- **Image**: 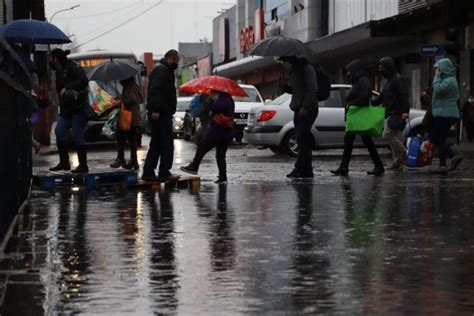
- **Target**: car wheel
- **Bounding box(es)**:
[281,130,298,157]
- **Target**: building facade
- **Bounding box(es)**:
[212,0,474,108]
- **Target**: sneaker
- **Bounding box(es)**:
[158,174,181,182]
[330,168,349,176]
[214,177,227,184]
[180,165,198,175]
[429,166,448,174]
[449,155,463,171]
[367,167,385,176]
[286,170,313,179]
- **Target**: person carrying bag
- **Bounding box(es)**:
[109,76,143,170]
[331,59,385,176]
[180,90,235,183]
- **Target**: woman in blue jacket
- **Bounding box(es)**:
[180,90,235,183]
[429,58,463,173]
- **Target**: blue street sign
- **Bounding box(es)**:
[420,44,446,56]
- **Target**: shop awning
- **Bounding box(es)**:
[213,56,277,78]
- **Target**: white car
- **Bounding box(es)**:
[233,84,265,142]
[174,97,193,138]
[244,84,426,156]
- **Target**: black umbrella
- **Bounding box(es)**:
[249,36,314,58]
[87,59,143,82]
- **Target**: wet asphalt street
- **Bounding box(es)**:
[2,137,474,315]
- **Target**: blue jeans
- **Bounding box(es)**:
[55,114,87,146]
[143,115,174,178]
[293,108,318,173]
[429,117,458,166]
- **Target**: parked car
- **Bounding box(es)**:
[183,84,265,142]
[174,97,193,138]
[244,84,427,157]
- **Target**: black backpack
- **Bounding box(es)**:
[312,64,331,101]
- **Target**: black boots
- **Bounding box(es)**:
[71,146,89,173]
[110,158,126,168]
[49,142,71,171]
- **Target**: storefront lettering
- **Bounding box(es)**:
[240,26,255,53]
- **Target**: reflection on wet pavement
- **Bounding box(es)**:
[17,170,471,314]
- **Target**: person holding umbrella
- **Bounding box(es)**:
[180,87,236,184]
[108,76,144,170]
[49,48,90,173]
[250,36,319,179]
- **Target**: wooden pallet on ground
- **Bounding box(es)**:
[33,169,138,190]
[130,176,201,192]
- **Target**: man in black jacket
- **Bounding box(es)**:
[49,48,90,173]
[142,49,181,182]
[372,57,410,170]
[280,56,319,179]
[331,59,384,176]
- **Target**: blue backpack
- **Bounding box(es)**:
[190,94,203,117]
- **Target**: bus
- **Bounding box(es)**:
[68,50,147,143]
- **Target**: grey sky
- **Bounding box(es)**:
[45,0,235,58]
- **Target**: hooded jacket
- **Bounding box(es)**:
[432,58,460,119]
[372,57,410,117]
[146,58,177,116]
[344,59,371,107]
[285,58,319,112]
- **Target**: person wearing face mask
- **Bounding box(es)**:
[279,55,319,179]
[331,59,384,176]
[142,49,181,182]
[180,90,235,183]
[49,48,89,173]
[372,57,410,171]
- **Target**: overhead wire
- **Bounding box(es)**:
[74,1,164,50]
[53,2,147,20]
[74,1,148,40]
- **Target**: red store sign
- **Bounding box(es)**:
[240,26,255,53]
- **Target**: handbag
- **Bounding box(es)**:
[387,114,407,131]
[212,113,235,128]
[345,105,385,136]
[118,103,132,131]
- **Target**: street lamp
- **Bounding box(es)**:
[49,4,80,23]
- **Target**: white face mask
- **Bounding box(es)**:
[468,98,474,103]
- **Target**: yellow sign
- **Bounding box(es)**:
[79,58,108,68]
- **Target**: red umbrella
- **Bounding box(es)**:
[180,75,247,97]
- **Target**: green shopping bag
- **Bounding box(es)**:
[345,105,385,136]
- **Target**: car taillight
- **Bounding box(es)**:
[257,110,276,122]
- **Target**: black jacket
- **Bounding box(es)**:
[56,61,89,116]
[146,59,177,116]
[372,57,410,117]
[284,59,318,112]
[345,59,371,107]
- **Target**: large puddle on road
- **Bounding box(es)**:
[28,176,474,314]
